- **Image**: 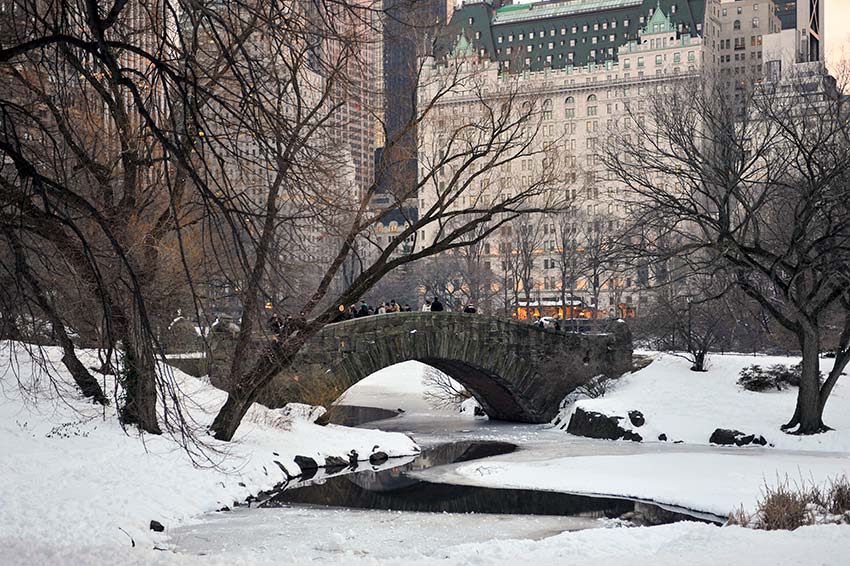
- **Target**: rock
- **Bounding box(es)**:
[628,410,645,427]
[324,456,348,473]
[369,451,389,465]
[294,455,319,480]
[566,407,643,442]
[473,406,486,417]
[149,520,165,532]
[657,433,667,441]
[709,428,768,447]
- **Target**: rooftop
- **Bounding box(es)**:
[492,0,644,24]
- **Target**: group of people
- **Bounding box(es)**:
[420,298,477,314]
[346,299,413,319]
[269,296,480,335]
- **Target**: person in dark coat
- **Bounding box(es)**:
[268,313,283,334]
[356,302,370,318]
[430,297,444,312]
[463,303,477,314]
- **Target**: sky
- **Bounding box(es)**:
[826,0,850,70]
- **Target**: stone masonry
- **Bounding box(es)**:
[256,312,632,423]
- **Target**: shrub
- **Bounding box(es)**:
[737,365,779,392]
[727,476,850,530]
[737,363,822,392]
[757,482,811,530]
[575,374,614,399]
[827,476,850,515]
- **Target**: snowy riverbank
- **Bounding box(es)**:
[0,342,418,560]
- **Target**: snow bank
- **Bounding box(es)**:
[7,515,850,565]
[454,451,850,517]
[559,353,850,452]
[0,342,418,557]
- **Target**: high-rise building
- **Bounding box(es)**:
[374,0,454,209]
[415,0,828,316]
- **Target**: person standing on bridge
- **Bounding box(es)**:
[356,302,370,318]
[463,303,477,314]
[421,300,431,312]
[430,297,444,312]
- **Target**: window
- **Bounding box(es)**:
[655,54,662,65]
[542,99,553,120]
[687,51,695,62]
[734,20,741,31]
[637,56,644,67]
[624,58,631,69]
[674,52,681,63]
[752,17,759,28]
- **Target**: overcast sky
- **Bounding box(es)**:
[826,0,850,70]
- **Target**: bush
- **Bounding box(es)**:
[737,363,822,392]
[757,482,811,530]
[827,476,850,515]
[725,475,850,530]
[737,365,779,392]
[575,374,614,399]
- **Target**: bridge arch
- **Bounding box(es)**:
[273,312,632,423]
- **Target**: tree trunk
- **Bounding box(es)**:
[210,338,303,440]
[788,325,826,434]
[118,333,162,434]
[4,228,109,405]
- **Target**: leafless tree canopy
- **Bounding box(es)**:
[603,67,850,434]
[1,0,564,443]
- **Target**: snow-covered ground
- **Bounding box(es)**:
[0,342,417,558]
[4,347,850,565]
[562,352,850,451]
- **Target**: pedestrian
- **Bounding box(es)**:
[357,301,370,318]
[348,304,357,319]
[421,300,431,312]
[391,300,401,313]
[377,303,387,314]
[430,297,444,312]
[463,303,477,314]
[268,313,283,334]
[403,303,412,312]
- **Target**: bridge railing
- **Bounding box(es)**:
[326,310,617,335]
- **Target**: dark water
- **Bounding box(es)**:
[265,441,666,521]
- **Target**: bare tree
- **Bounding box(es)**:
[1,1,565,445]
[603,68,850,434]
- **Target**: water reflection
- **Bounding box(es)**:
[267,441,633,518]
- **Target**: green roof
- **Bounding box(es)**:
[493,0,643,24]
[495,4,531,14]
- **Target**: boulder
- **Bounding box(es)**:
[324,456,348,473]
[628,410,645,427]
[294,455,319,480]
[369,451,389,465]
[709,428,768,447]
[566,407,643,442]
[149,520,165,532]
[657,433,668,442]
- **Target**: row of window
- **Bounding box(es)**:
[496,18,633,45]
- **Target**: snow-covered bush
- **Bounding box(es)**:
[575,374,615,399]
[737,363,822,392]
[736,365,782,391]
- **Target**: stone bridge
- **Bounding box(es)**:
[262,312,632,424]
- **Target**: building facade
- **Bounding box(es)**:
[416,0,824,317]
